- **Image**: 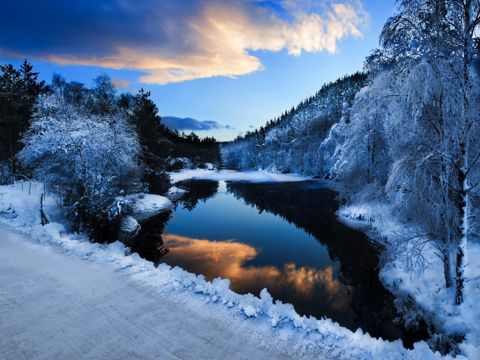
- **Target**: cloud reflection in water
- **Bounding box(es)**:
[163,234,351,310]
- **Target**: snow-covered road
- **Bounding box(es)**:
[0,226,292,360]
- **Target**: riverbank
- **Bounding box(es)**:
[168,168,309,183]
[0,180,451,359]
[338,201,480,358]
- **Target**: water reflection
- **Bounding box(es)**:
[179,180,218,211]
[163,233,351,311]
[131,212,171,266]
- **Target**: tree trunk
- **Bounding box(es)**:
[455,241,466,304]
[442,247,453,288]
[454,143,468,305]
[454,0,475,305]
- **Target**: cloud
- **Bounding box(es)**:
[0,0,368,85]
[162,116,233,131]
[111,79,130,88]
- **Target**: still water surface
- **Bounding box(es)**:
[132,179,428,346]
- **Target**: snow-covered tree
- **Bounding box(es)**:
[348,0,480,302]
[447,0,480,304]
[334,72,392,197]
[19,93,141,232]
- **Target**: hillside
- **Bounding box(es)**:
[221,72,367,176]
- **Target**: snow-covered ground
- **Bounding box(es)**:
[0,181,460,359]
[169,169,309,184]
[339,202,480,359]
[0,227,294,360]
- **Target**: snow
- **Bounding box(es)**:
[114,193,173,222]
[0,227,293,360]
[166,186,188,200]
[130,194,173,222]
[169,169,309,184]
[0,181,459,359]
[0,181,66,228]
[339,201,480,359]
[119,215,141,243]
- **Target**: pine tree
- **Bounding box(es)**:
[0,60,46,176]
[130,89,171,194]
[88,74,116,115]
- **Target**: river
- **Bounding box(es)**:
[131,179,428,347]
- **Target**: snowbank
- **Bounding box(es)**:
[130,194,172,222]
[113,193,173,223]
[169,169,309,184]
[0,181,66,228]
[166,186,188,201]
[108,193,173,243]
[0,181,457,359]
[339,202,480,359]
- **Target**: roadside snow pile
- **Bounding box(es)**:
[0,181,66,227]
[0,182,458,359]
[339,202,480,359]
[169,169,309,184]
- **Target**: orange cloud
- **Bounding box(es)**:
[34,1,368,85]
[111,79,130,88]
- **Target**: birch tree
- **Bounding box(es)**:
[448,0,480,304]
[370,0,480,302]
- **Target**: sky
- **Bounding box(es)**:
[0,0,396,141]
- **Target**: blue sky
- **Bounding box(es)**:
[0,0,396,140]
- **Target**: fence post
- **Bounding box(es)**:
[40,194,49,226]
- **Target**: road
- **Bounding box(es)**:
[0,226,295,360]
